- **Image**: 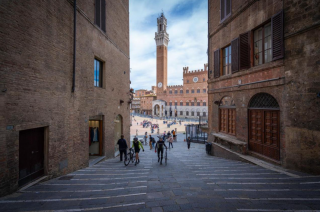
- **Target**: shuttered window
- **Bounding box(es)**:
[239,32,251,70]
[95,0,106,32]
[220,0,231,22]
[214,49,220,78]
[186,102,189,106]
[180,102,183,106]
[197,102,200,106]
[203,102,207,106]
[231,38,239,73]
[222,45,231,75]
[272,10,284,60]
[191,102,195,106]
[253,23,272,66]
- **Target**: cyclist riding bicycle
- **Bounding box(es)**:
[132,137,144,165]
[155,137,167,165]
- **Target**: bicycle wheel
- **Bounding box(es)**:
[124,153,131,166]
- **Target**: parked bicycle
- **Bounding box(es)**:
[124,148,136,166]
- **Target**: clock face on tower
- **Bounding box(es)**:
[193,77,198,82]
[158,82,163,88]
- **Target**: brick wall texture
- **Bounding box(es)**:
[208,0,320,174]
[0,0,130,197]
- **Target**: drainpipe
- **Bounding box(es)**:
[72,0,77,93]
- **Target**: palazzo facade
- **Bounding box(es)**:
[152,13,208,118]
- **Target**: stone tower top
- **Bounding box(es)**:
[155,13,169,47]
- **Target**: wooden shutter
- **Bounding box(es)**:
[272,10,284,60]
[101,0,106,32]
[239,32,250,70]
[220,0,225,21]
[231,38,239,73]
[214,49,220,78]
[95,0,101,27]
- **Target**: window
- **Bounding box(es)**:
[186,102,189,106]
[197,112,200,116]
[191,102,194,106]
[169,102,172,106]
[254,23,272,66]
[220,0,231,22]
[95,0,106,32]
[191,90,195,93]
[169,90,172,94]
[186,90,189,94]
[203,102,207,106]
[191,111,194,116]
[187,80,189,83]
[203,89,206,93]
[165,102,167,106]
[180,111,183,115]
[180,90,183,94]
[186,111,189,116]
[203,78,206,82]
[180,102,183,106]
[174,90,178,94]
[175,102,177,106]
[94,59,103,87]
[197,102,200,106]
[197,89,200,93]
[222,45,232,75]
[219,96,236,135]
[203,112,207,116]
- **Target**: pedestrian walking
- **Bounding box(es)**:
[117,135,128,161]
[136,129,138,136]
[155,137,167,165]
[144,132,148,145]
[187,136,191,149]
[149,135,153,150]
[168,135,173,149]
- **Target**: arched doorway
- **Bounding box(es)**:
[248,93,280,160]
[114,115,123,157]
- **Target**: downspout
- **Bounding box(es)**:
[207,0,210,79]
[72,0,77,93]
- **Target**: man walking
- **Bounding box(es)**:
[168,135,173,149]
[117,135,128,161]
[187,136,191,149]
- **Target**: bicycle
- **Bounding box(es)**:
[124,148,136,166]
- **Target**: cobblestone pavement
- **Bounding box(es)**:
[1,134,320,212]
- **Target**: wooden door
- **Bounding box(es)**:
[249,110,280,160]
[19,128,44,187]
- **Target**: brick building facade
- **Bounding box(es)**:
[141,94,157,115]
[131,97,141,114]
[0,0,130,196]
[152,13,208,118]
[207,0,320,174]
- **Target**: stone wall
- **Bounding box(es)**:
[283,0,320,174]
[0,0,130,196]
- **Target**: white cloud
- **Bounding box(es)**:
[130,0,208,91]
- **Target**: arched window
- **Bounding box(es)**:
[248,93,280,160]
[219,96,236,135]
[249,93,279,109]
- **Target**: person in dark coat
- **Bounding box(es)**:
[117,135,128,161]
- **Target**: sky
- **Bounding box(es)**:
[129,0,208,91]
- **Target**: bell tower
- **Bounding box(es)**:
[155,13,169,94]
